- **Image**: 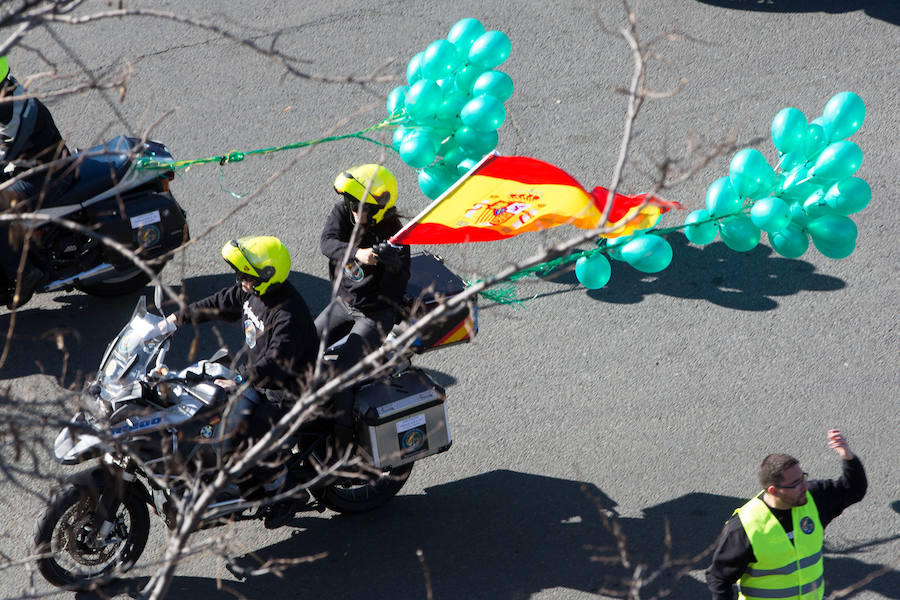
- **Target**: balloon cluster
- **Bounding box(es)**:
[574,92,870,290]
[386,18,514,199]
[685,91,868,260]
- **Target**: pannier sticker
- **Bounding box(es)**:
[396,413,428,456]
[130,210,161,229]
[396,413,426,434]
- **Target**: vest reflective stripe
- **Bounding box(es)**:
[736,493,824,600]
[739,575,824,599]
[746,551,822,577]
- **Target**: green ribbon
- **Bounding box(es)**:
[135,116,404,173]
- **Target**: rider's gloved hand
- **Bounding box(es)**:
[373,242,402,272]
[155,314,177,336]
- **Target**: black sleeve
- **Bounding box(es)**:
[706,515,754,600]
[808,456,867,528]
[177,285,245,324]
[320,203,352,264]
[246,313,299,390]
[379,243,411,306]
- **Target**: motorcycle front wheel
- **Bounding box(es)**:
[314,462,414,514]
[33,483,150,589]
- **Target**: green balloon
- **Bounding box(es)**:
[788,200,813,228]
[392,126,411,152]
[472,70,514,102]
[454,65,484,95]
[822,91,865,142]
[809,140,863,181]
[802,189,836,220]
[418,163,460,199]
[771,107,808,154]
[454,126,498,155]
[575,254,612,289]
[768,224,809,258]
[405,79,443,122]
[620,235,673,273]
[824,177,871,215]
[805,214,857,259]
[705,176,742,218]
[750,196,791,233]
[718,215,761,252]
[399,129,440,168]
[406,52,425,85]
[684,209,718,245]
[468,31,512,69]
[729,148,776,199]
[777,151,806,173]
[435,91,469,126]
[447,18,485,53]
[804,123,827,159]
[813,238,856,259]
[386,86,408,117]
[421,39,463,81]
[777,165,820,203]
[457,158,479,175]
[460,94,506,131]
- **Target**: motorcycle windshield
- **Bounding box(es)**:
[97,297,168,400]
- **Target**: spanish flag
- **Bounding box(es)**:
[391,154,680,245]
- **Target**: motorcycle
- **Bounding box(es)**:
[33,252,475,589]
[1,136,188,308]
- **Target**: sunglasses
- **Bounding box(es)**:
[776,472,809,489]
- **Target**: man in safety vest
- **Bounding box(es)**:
[706,429,866,600]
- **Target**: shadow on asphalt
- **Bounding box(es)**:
[83,472,736,599]
[540,235,845,311]
[76,470,899,599]
[694,0,900,26]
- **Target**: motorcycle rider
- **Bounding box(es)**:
[316,163,411,367]
[1,55,73,309]
[164,235,319,526]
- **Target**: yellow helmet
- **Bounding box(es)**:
[221,236,291,296]
[333,164,398,224]
[0,56,9,82]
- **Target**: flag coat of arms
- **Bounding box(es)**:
[391,153,679,245]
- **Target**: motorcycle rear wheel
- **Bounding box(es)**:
[33,483,150,589]
[314,462,414,514]
[75,264,160,298]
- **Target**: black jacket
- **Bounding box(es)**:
[320,201,410,312]
[177,281,319,395]
[705,456,867,599]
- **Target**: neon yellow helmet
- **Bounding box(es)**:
[0,56,9,82]
[333,164,398,224]
[221,236,291,296]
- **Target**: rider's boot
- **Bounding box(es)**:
[263,468,311,529]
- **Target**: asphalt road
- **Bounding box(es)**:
[1,1,898,599]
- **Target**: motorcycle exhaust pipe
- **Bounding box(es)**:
[44,263,115,291]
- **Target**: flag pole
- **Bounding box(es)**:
[390,151,499,244]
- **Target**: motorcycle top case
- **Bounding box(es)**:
[403,251,477,353]
[354,368,451,469]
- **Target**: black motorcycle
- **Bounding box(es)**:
[33,253,475,589]
[1,136,188,307]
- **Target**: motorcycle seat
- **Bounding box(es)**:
[53,136,135,206]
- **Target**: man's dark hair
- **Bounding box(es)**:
[758,453,799,488]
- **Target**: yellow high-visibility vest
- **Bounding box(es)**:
[736,492,824,600]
